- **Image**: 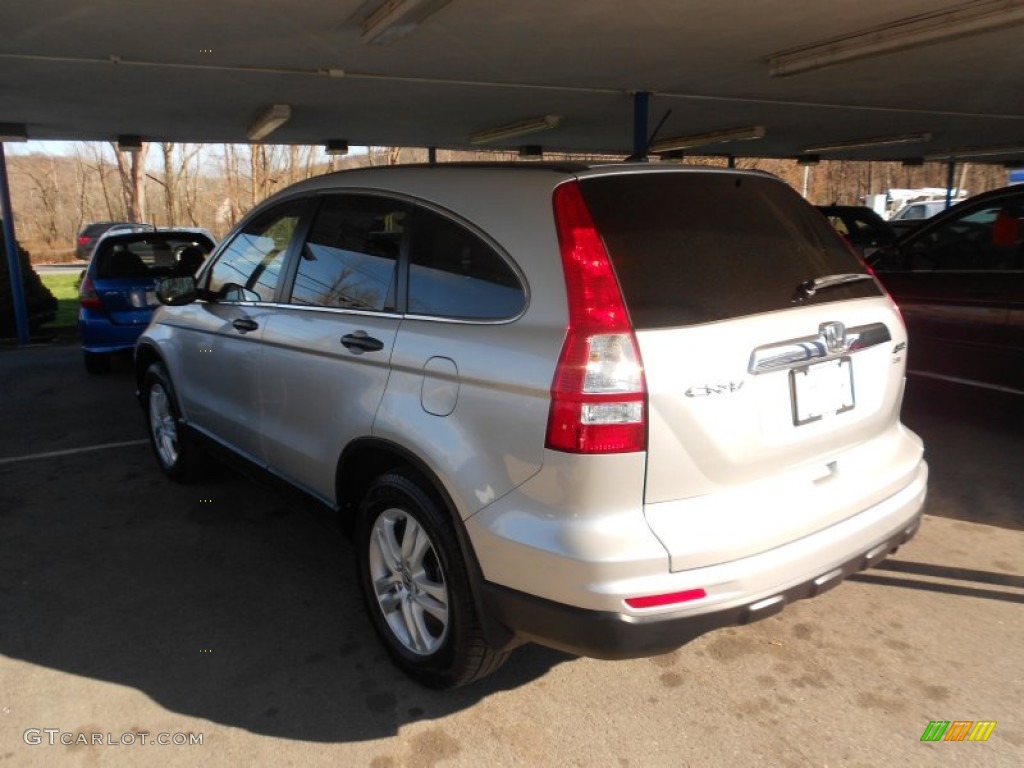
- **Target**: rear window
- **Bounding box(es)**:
[580,173,881,328]
[93,236,214,279]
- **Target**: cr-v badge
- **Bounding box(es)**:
[685,381,744,397]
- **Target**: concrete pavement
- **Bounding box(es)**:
[1,343,1021,767]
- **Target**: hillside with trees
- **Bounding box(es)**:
[4,142,1012,263]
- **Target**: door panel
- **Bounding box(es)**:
[258,310,400,500]
[256,193,407,501]
[168,301,272,461]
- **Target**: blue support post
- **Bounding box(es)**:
[945,161,956,209]
[633,91,650,159]
[0,143,30,345]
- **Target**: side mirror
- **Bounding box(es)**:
[156,276,198,306]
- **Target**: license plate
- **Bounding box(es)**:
[130,289,159,308]
[790,358,854,425]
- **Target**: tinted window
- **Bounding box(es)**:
[93,235,214,279]
[407,207,525,319]
[580,173,880,328]
[902,198,1023,271]
[290,196,404,311]
[207,200,305,301]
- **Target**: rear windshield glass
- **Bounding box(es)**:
[580,173,881,328]
[93,236,214,280]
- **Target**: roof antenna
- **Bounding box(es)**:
[625,109,672,162]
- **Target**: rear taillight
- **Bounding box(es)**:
[78,275,103,310]
[545,181,647,454]
[77,235,89,247]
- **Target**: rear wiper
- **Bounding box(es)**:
[794,273,873,301]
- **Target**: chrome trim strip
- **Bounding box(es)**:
[748,322,891,374]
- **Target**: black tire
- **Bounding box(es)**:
[142,362,200,482]
[83,351,111,375]
[356,470,509,688]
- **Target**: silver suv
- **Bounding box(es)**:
[136,163,927,688]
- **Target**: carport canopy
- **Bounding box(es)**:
[3,1,1024,342]
[2,0,1023,162]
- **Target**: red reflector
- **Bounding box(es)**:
[625,588,707,609]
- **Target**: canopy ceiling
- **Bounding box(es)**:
[1,0,1023,163]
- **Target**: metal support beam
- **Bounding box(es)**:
[428,146,437,165]
[0,143,30,345]
[632,91,650,159]
[727,155,736,168]
[945,161,956,208]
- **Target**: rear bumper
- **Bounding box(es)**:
[79,314,146,354]
[483,511,922,659]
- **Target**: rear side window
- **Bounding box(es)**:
[580,173,880,328]
[290,195,405,311]
[407,207,525,320]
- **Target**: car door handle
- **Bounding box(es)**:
[232,318,259,333]
[341,331,385,353]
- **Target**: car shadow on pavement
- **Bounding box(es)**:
[900,376,1024,532]
[0,406,571,744]
[0,456,573,741]
[850,565,1024,605]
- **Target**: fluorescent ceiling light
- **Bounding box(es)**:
[650,125,765,154]
[803,133,931,153]
[769,1,1024,76]
[469,115,561,145]
[247,104,291,142]
[362,0,453,45]
[0,123,27,142]
[117,135,143,153]
[325,140,350,156]
[926,143,1024,160]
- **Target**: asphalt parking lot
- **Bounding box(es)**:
[1,342,1021,767]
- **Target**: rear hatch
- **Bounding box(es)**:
[579,170,916,570]
[87,237,206,325]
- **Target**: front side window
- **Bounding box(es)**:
[289,195,405,311]
[206,200,306,301]
[407,207,525,319]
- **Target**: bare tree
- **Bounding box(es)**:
[223,143,243,228]
[161,142,177,226]
[18,157,61,243]
[112,141,149,222]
